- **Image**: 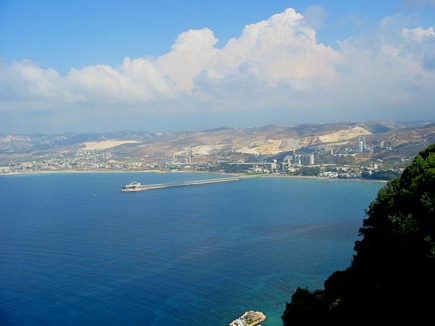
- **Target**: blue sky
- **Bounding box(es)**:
[1,0,435,133]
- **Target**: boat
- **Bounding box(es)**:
[121,181,142,192]
[229,311,266,326]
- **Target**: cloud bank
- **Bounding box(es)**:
[1,8,435,133]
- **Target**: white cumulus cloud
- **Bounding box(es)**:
[402,27,435,42]
[0,7,434,132]
[206,8,338,84]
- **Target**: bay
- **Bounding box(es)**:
[0,172,384,325]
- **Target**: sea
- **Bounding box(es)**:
[0,172,384,325]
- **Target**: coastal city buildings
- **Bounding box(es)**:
[0,144,407,181]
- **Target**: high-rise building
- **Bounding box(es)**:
[359,137,365,153]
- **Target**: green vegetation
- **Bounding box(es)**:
[282,144,435,324]
[294,166,321,176]
[360,169,402,180]
[207,163,250,173]
[281,288,327,323]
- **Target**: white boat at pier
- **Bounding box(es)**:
[121,181,143,192]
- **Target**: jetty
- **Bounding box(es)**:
[121,176,257,192]
[229,311,266,326]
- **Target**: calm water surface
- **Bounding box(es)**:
[0,173,384,325]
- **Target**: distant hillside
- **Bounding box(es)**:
[0,120,434,162]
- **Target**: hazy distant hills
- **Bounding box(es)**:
[1,120,435,162]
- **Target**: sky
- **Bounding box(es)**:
[1,0,435,134]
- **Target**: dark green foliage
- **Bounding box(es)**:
[296,166,321,176]
[207,163,248,173]
[360,170,402,180]
[281,288,327,325]
[282,144,435,324]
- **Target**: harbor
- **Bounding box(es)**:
[121,175,257,192]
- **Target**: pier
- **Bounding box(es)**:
[121,176,256,192]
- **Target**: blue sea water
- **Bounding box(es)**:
[0,172,384,325]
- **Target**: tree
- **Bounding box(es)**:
[281,288,327,325]
[283,144,435,324]
[296,166,321,176]
[360,170,401,180]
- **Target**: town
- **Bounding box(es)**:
[0,139,409,181]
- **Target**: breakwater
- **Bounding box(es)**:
[122,176,257,192]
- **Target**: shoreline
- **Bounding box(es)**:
[0,169,388,183]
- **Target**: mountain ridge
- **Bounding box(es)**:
[1,120,434,162]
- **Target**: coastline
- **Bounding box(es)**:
[0,169,388,183]
[266,173,388,183]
